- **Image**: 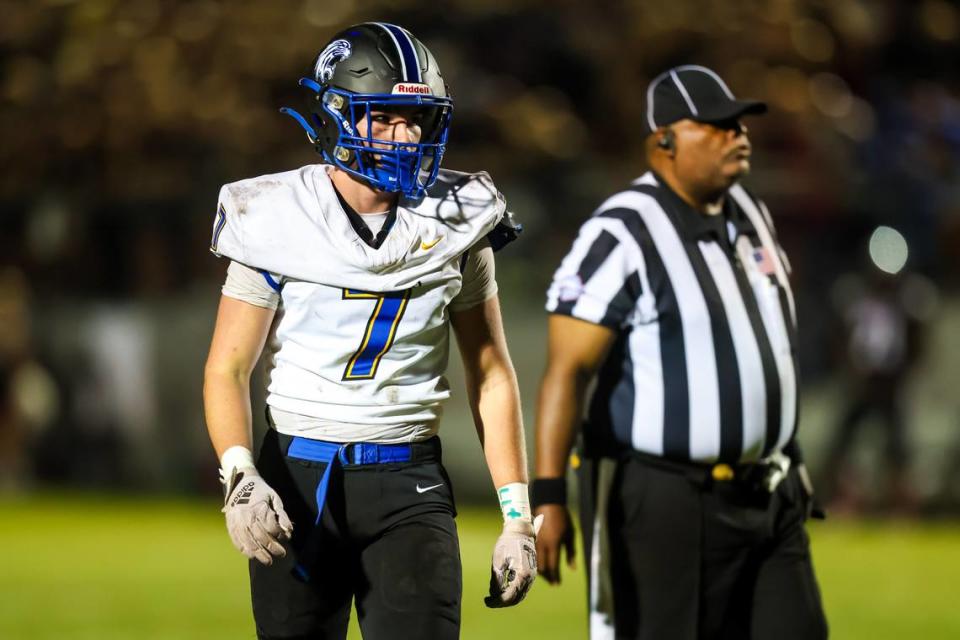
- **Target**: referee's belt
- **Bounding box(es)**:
[626,449,791,493]
[284,435,442,582]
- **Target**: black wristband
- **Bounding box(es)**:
[532,477,567,509]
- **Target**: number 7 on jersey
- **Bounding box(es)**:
[341,289,411,380]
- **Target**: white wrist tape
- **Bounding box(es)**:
[497,482,532,524]
[220,445,256,481]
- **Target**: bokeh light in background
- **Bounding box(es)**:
[869,225,909,275]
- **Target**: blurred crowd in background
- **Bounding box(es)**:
[2,0,960,515]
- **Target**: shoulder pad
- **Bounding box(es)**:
[487,209,523,252]
[421,169,505,221]
[218,168,305,214]
[211,167,314,261]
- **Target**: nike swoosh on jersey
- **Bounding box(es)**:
[420,237,443,251]
[416,482,444,494]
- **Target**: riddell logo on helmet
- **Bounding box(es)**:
[393,83,431,95]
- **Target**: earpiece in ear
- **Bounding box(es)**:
[657,129,675,151]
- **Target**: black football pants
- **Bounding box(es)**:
[250,429,462,639]
[580,455,828,640]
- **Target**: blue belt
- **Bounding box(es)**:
[285,437,413,582]
[286,437,413,526]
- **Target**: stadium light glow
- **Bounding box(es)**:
[868,225,909,275]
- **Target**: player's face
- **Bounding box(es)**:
[673,118,752,190]
[356,107,425,150]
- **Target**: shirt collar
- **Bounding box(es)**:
[648,171,758,243]
[332,186,398,250]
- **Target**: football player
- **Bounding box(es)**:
[203,22,539,639]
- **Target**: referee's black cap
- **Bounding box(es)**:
[645,65,767,132]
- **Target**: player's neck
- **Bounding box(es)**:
[329,168,397,214]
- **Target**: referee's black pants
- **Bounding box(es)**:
[249,429,462,640]
[580,455,828,640]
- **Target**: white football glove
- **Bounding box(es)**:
[222,467,294,566]
[484,514,544,608]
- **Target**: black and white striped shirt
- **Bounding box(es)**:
[546,172,798,464]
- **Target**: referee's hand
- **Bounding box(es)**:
[534,504,576,584]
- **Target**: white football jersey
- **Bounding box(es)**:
[211,164,507,443]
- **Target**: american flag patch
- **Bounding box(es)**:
[752,246,776,275]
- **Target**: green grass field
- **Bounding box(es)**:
[1,494,958,639]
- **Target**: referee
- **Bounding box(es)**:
[532,65,828,639]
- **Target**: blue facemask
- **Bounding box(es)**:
[282,79,453,200]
